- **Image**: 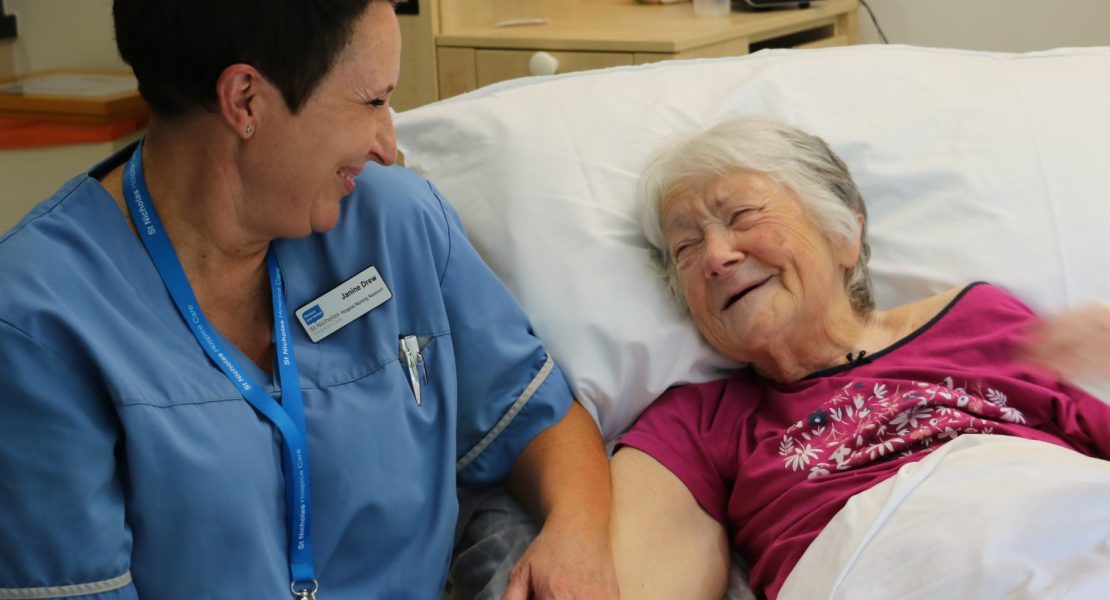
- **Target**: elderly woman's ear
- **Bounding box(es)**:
[836,233,862,270]
[835,214,867,270]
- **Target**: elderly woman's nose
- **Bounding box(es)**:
[702,229,742,277]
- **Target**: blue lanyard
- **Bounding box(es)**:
[123,141,318,598]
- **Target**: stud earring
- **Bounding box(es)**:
[244,124,254,136]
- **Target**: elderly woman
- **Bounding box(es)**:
[610,116,1110,599]
[0,1,616,598]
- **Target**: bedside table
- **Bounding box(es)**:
[392,0,859,109]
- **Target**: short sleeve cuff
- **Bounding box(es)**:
[456,356,574,488]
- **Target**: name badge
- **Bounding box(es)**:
[295,266,391,342]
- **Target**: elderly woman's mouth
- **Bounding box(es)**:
[722,276,773,311]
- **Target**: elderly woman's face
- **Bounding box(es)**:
[661,170,854,361]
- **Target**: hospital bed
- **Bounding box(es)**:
[395,45,1110,598]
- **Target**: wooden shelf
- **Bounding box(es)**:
[0,69,148,122]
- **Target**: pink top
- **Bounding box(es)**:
[618,283,1110,599]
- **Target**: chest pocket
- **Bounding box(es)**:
[398,334,434,405]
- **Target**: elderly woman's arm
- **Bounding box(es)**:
[1018,302,1110,383]
[611,448,730,600]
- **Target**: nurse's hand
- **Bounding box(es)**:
[502,514,619,599]
[1018,302,1110,383]
[502,401,619,599]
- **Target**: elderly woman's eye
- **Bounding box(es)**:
[729,208,755,226]
[672,243,692,261]
[367,98,386,108]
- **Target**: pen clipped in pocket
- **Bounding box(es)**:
[398,335,430,405]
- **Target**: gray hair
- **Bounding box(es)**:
[637,116,875,313]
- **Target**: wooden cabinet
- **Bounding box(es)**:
[392,0,859,110]
[443,47,637,95]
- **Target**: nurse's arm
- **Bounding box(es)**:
[0,322,136,597]
[502,400,619,599]
[610,447,731,600]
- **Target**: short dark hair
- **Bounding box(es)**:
[113,0,382,117]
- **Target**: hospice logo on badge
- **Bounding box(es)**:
[302,305,325,325]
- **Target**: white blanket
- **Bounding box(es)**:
[779,435,1110,599]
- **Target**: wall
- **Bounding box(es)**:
[0,38,14,79]
[3,0,126,75]
[856,0,1110,51]
[1,0,131,231]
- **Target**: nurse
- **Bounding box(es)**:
[0,1,616,598]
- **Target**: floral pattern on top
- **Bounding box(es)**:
[779,377,1027,480]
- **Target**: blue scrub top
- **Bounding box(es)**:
[0,145,573,599]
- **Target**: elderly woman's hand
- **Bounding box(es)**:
[1018,302,1110,384]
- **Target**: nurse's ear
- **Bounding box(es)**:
[216,63,277,140]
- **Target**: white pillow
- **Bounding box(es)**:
[395,45,1110,441]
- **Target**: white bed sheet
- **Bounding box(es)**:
[780,435,1110,599]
